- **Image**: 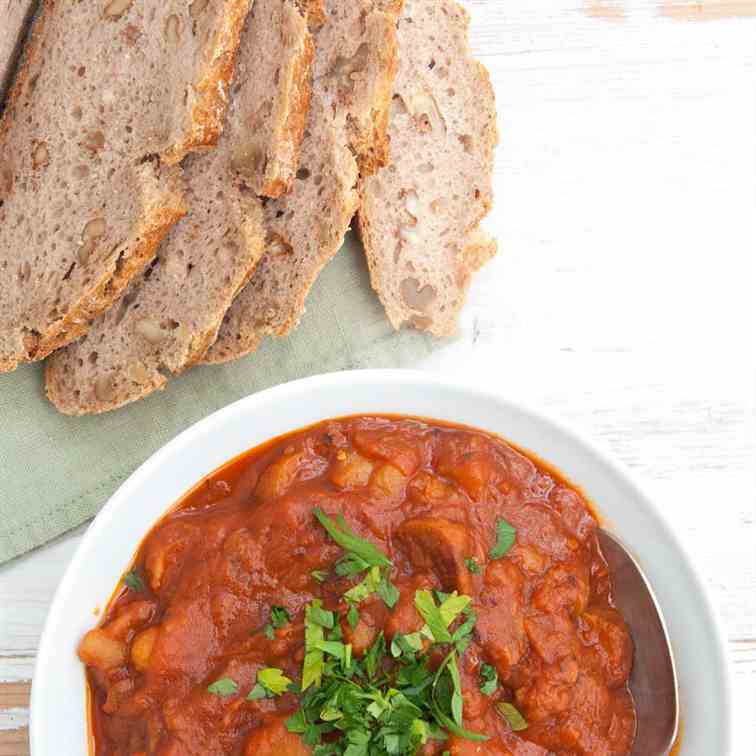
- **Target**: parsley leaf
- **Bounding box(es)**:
[391,632,423,661]
[415,591,470,644]
[302,600,327,691]
[345,565,382,604]
[376,574,400,609]
[263,605,291,639]
[438,593,471,627]
[309,604,335,629]
[311,569,328,584]
[246,683,268,701]
[207,677,238,697]
[335,552,371,577]
[364,632,386,680]
[314,639,353,670]
[313,507,392,569]
[123,571,145,592]
[452,605,477,654]
[415,591,452,643]
[490,518,516,559]
[257,667,294,695]
[479,664,498,696]
[464,557,481,574]
[498,702,528,731]
[348,605,360,630]
[431,650,487,742]
[285,709,307,733]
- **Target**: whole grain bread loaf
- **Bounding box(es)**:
[0,0,37,102]
[46,0,313,414]
[203,0,401,363]
[357,0,498,337]
[0,0,253,373]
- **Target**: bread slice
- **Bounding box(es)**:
[357,0,498,337]
[203,0,401,364]
[229,0,313,197]
[0,0,253,373]
[45,0,313,415]
[0,0,37,102]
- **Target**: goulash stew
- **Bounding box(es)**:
[80,416,636,755]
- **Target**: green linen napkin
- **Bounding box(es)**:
[0,234,436,564]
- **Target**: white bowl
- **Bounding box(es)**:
[30,369,734,755]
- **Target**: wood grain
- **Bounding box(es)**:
[0,0,754,753]
[0,681,29,710]
[585,0,627,21]
[0,728,29,756]
[659,0,756,20]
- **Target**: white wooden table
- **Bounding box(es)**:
[1,1,754,753]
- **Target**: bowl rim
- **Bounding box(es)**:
[29,368,735,754]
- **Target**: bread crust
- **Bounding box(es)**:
[256,8,314,197]
[162,0,254,165]
[36,168,187,363]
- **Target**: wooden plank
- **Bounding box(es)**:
[0,727,29,756]
[0,682,29,711]
[659,0,756,21]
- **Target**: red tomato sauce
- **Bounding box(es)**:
[80,416,636,755]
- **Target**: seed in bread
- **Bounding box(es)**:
[203,0,401,364]
[0,0,253,373]
[45,0,313,414]
[357,0,498,337]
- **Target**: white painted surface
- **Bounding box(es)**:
[1,0,755,752]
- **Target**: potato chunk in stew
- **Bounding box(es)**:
[81,416,636,756]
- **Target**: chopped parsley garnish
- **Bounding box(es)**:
[364,632,386,679]
[285,577,485,754]
[309,603,335,629]
[344,565,382,604]
[414,590,470,644]
[313,507,391,569]
[498,702,528,731]
[247,667,294,700]
[479,663,498,696]
[311,569,328,584]
[465,557,481,574]
[376,574,401,609]
[490,518,516,559]
[209,509,499,752]
[123,571,145,592]
[302,600,328,691]
[264,605,291,639]
[314,507,400,610]
[347,605,360,630]
[207,677,238,697]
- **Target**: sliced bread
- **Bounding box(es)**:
[229,0,313,197]
[0,0,253,373]
[203,0,401,364]
[357,0,498,337]
[0,0,37,102]
[45,0,313,415]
